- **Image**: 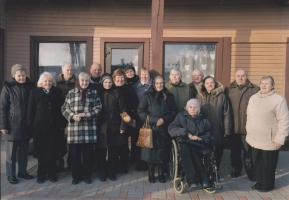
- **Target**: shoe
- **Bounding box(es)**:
[257,187,273,192]
[84,178,92,184]
[17,172,33,179]
[188,179,198,189]
[108,174,116,181]
[148,163,155,183]
[72,179,80,185]
[120,168,128,174]
[230,169,241,178]
[8,176,18,184]
[99,174,106,182]
[49,176,57,183]
[252,182,262,190]
[202,180,210,188]
[37,179,44,184]
[248,174,256,181]
[158,165,165,183]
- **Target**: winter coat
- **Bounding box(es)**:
[27,87,66,160]
[246,90,289,150]
[133,78,153,101]
[55,74,77,98]
[62,88,102,144]
[196,82,232,144]
[165,80,192,113]
[0,78,34,141]
[137,86,178,163]
[188,82,198,98]
[126,75,139,86]
[224,80,259,135]
[97,86,127,148]
[168,111,212,154]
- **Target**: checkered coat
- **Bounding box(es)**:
[61,88,102,144]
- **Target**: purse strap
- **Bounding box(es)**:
[143,115,151,129]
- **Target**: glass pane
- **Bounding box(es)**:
[164,43,216,84]
[111,49,138,75]
[38,43,86,78]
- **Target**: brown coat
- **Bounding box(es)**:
[224,80,259,135]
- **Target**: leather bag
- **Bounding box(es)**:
[136,116,153,148]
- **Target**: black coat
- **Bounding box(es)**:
[27,86,66,160]
[137,86,177,163]
[0,78,34,141]
[168,111,212,154]
[97,86,127,148]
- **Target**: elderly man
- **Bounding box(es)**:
[90,63,102,87]
[165,68,192,112]
[188,69,204,98]
[55,62,77,171]
[224,69,259,180]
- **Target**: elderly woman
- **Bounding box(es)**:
[165,68,192,113]
[246,76,289,192]
[196,76,232,171]
[138,76,177,183]
[27,72,65,184]
[0,64,34,184]
[97,73,127,182]
[62,72,102,185]
[168,99,211,189]
[113,69,138,174]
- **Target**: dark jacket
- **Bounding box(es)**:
[196,82,232,144]
[55,74,77,98]
[168,111,212,154]
[126,75,139,86]
[137,86,178,163]
[27,86,66,160]
[97,86,127,148]
[0,78,34,141]
[224,80,259,135]
[188,82,198,98]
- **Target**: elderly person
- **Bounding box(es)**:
[124,66,139,86]
[90,62,102,87]
[62,72,102,185]
[188,69,204,98]
[27,72,65,184]
[168,99,211,189]
[196,76,232,171]
[97,73,127,182]
[0,64,34,184]
[225,69,259,180]
[138,76,177,183]
[113,69,138,174]
[56,62,77,171]
[165,68,192,113]
[246,76,289,192]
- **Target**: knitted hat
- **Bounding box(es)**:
[101,73,112,84]
[186,99,200,111]
[11,64,26,78]
[124,65,136,73]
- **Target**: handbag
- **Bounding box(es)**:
[136,116,153,148]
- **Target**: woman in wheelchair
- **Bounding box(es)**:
[168,99,212,189]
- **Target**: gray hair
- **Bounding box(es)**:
[37,72,56,87]
[170,68,182,79]
[62,62,73,70]
[192,69,204,76]
[78,72,90,80]
[235,68,248,76]
[260,76,275,87]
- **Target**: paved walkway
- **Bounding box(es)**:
[1,144,289,200]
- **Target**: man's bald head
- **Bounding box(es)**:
[90,63,102,78]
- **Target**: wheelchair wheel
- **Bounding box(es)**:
[173,178,184,194]
[204,187,216,194]
[169,139,178,181]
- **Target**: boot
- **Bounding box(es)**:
[158,164,165,183]
[148,163,155,183]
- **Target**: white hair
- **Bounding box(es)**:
[37,72,56,87]
[78,72,90,80]
[235,68,248,76]
[170,68,182,79]
[62,62,73,71]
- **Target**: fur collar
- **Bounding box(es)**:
[197,81,224,98]
[229,79,254,88]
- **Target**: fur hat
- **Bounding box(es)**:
[11,64,26,78]
[123,65,136,73]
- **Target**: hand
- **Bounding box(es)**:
[131,120,136,128]
[120,130,124,134]
[188,134,201,141]
[78,113,86,117]
[156,118,164,126]
[273,142,282,149]
[73,115,81,122]
[1,129,8,134]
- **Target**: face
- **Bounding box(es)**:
[125,69,135,78]
[260,79,273,94]
[103,79,112,89]
[79,78,89,89]
[41,76,53,90]
[14,70,26,84]
[192,70,203,84]
[187,104,199,117]
[170,72,181,84]
[140,70,150,83]
[154,78,164,92]
[235,70,247,85]
[62,65,73,79]
[90,64,102,78]
[114,75,125,86]
[204,78,216,93]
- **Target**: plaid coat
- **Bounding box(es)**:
[61,88,102,144]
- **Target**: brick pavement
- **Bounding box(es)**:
[1,149,289,200]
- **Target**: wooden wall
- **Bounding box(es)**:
[4,0,289,96]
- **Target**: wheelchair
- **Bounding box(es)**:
[168,137,223,194]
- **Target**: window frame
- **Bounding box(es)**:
[30,36,93,83]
